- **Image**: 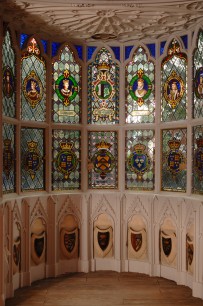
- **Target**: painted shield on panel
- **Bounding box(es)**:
[187,241,194,266]
[34,236,45,258]
[13,238,21,267]
[31,231,46,265]
[64,232,76,253]
[162,236,172,257]
[98,231,110,251]
[131,233,142,253]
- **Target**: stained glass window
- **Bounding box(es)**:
[21,37,46,121]
[21,128,45,191]
[2,29,16,118]
[52,130,81,190]
[193,125,203,194]
[88,48,119,124]
[126,130,155,190]
[193,31,203,118]
[126,46,155,124]
[162,128,187,192]
[52,45,81,124]
[161,39,187,122]
[3,123,15,194]
[88,131,118,189]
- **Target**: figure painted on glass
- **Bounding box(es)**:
[3,67,14,98]
[168,81,180,101]
[26,79,40,100]
[198,74,203,95]
[60,79,72,97]
[134,78,147,98]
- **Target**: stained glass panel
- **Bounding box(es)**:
[193,31,203,118]
[161,39,187,122]
[52,45,81,124]
[21,128,45,191]
[2,30,16,117]
[88,48,119,124]
[3,123,15,193]
[88,131,118,189]
[21,38,46,121]
[126,130,155,190]
[52,130,81,190]
[193,125,203,194]
[162,128,187,192]
[126,47,155,124]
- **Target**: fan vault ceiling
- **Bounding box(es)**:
[1,0,203,43]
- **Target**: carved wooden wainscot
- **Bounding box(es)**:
[31,218,46,265]
[128,215,147,260]
[160,218,177,268]
[94,214,113,258]
[60,214,79,259]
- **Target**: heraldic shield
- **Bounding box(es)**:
[128,227,147,260]
[186,234,194,269]
[161,231,172,257]
[160,230,177,266]
[60,228,78,259]
[31,231,46,265]
[13,237,21,275]
[94,226,113,258]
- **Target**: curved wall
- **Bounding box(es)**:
[0,17,203,306]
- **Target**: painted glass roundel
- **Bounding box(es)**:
[92,141,115,179]
[129,69,152,107]
[23,71,43,109]
[55,142,78,179]
[55,70,79,107]
[128,143,151,180]
[163,71,185,109]
[194,67,203,99]
[3,66,14,98]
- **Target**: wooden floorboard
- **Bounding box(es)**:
[6,271,203,306]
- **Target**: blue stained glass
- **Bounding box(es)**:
[147,43,156,58]
[125,46,133,60]
[181,35,188,49]
[52,42,61,57]
[111,46,120,61]
[87,46,97,61]
[75,45,83,60]
[160,41,166,55]
[41,39,48,53]
[20,33,29,48]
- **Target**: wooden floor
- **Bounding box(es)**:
[6,271,203,306]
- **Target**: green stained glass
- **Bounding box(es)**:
[52,45,81,124]
[88,48,119,124]
[2,30,16,118]
[125,47,155,124]
[21,128,45,191]
[126,130,155,190]
[21,38,46,121]
[193,31,203,118]
[3,123,16,194]
[88,131,118,189]
[193,125,203,194]
[161,39,187,122]
[52,130,81,190]
[162,128,187,192]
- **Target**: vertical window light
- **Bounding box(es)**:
[125,46,155,124]
[52,45,81,124]
[161,39,187,122]
[88,48,119,124]
[21,37,46,121]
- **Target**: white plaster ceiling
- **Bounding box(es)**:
[2,0,203,43]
